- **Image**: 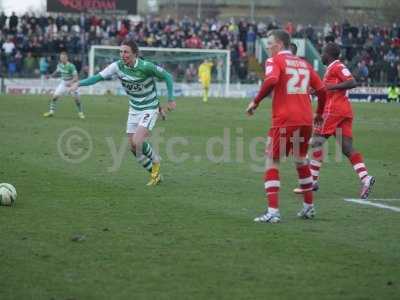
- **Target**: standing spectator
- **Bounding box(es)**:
[9,12,18,33]
[185,33,202,49]
[397,64,400,82]
[184,63,197,83]
[39,56,49,85]
[285,22,294,35]
[367,60,380,84]
[387,62,398,85]
[237,41,247,59]
[23,52,37,76]
[7,56,16,77]
[246,26,256,55]
[2,37,15,56]
[237,60,248,83]
[354,61,369,85]
[15,50,23,76]
[0,12,7,30]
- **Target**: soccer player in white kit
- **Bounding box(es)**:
[71,39,176,186]
[43,51,85,119]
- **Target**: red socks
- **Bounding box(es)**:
[296,165,313,204]
[264,169,280,209]
[349,152,369,182]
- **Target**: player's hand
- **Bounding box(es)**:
[69,82,79,93]
[325,84,336,91]
[159,106,167,120]
[159,101,176,120]
[166,101,176,112]
[314,114,323,126]
[246,100,258,116]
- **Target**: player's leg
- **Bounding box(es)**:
[339,121,375,199]
[310,115,340,185]
[44,83,64,117]
[127,112,152,174]
[202,79,210,102]
[130,127,153,172]
[294,114,339,193]
[309,134,327,185]
[254,128,283,223]
[293,133,327,194]
[43,95,59,117]
[72,89,85,119]
[293,126,316,219]
[133,128,161,186]
[128,109,161,186]
[254,157,281,223]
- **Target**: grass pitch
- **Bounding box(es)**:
[0,95,399,299]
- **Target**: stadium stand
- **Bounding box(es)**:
[0,12,399,85]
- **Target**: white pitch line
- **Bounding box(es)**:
[368,198,400,202]
[344,198,400,213]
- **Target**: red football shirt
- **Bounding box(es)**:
[323,60,354,117]
[262,51,324,128]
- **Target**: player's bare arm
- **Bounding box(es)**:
[246,75,278,116]
[246,100,258,116]
[326,79,358,91]
[66,74,79,88]
[47,70,58,79]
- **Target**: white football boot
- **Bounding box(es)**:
[254,210,281,223]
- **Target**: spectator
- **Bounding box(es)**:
[2,37,15,56]
[184,63,197,83]
[39,56,49,79]
[0,12,398,85]
[354,61,369,85]
[0,12,7,30]
[387,62,398,85]
[285,22,294,35]
[246,26,256,55]
[9,12,18,33]
[7,56,16,77]
[367,60,380,84]
[237,60,248,83]
[15,50,23,75]
[23,52,37,76]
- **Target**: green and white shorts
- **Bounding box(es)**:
[126,108,159,134]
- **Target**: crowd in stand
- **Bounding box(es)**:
[291,21,400,86]
[0,11,399,85]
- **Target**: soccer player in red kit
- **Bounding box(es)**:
[246,30,326,223]
[294,42,375,199]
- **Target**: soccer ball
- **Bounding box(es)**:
[0,183,17,206]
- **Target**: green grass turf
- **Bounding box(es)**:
[0,95,399,299]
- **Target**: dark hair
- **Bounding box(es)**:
[268,29,291,48]
[289,42,298,55]
[121,39,139,54]
[324,42,341,60]
[60,51,68,56]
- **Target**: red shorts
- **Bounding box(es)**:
[266,126,312,160]
[315,115,353,138]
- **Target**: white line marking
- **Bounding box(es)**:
[344,198,400,213]
[369,199,400,202]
